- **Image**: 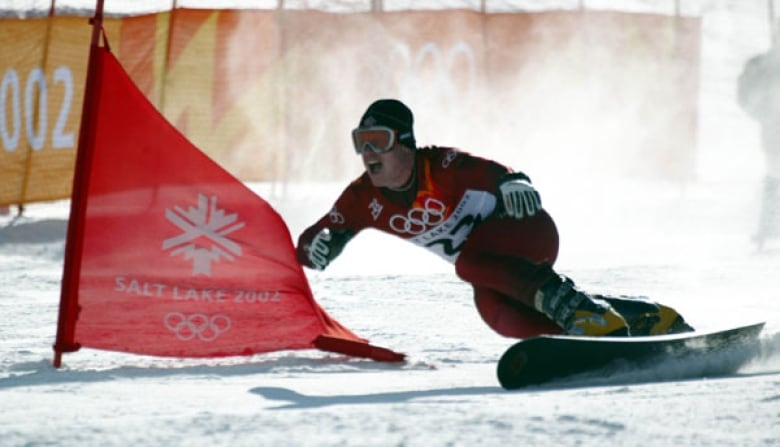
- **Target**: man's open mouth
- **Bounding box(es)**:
[367,161,382,174]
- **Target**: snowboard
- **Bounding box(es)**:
[497,322,765,389]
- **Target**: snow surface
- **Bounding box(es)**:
[2,1,780,446]
[2,177,779,447]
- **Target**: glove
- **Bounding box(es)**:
[306,229,333,271]
[499,178,542,219]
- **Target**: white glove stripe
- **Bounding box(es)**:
[523,191,536,216]
[514,192,525,218]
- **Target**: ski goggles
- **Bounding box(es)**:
[352,126,401,155]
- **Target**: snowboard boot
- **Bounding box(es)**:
[598,296,695,336]
[534,275,630,336]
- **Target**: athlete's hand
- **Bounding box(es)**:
[499,179,542,219]
[306,229,333,271]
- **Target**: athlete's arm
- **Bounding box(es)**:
[448,149,541,218]
[296,185,363,270]
[297,225,355,270]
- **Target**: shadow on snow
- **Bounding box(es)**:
[0,218,67,244]
[0,352,425,390]
[249,385,504,409]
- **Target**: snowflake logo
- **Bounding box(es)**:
[162,194,246,276]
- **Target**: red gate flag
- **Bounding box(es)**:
[53,35,403,364]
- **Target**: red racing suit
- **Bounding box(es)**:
[296,146,562,338]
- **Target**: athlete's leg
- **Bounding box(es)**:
[456,212,628,336]
[455,211,560,308]
[473,287,561,338]
[456,212,562,337]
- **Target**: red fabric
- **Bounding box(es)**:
[314,335,406,362]
[473,289,561,339]
[456,212,559,303]
[58,46,402,361]
[296,147,510,266]
[456,213,562,337]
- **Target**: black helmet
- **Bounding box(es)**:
[358,99,416,150]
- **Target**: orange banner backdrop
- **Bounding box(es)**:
[0,10,700,206]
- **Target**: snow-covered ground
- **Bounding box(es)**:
[2,1,780,446]
[1,175,779,446]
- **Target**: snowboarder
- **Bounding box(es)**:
[296,99,693,338]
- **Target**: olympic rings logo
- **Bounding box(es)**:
[386,41,477,101]
[164,312,231,342]
[389,198,447,235]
